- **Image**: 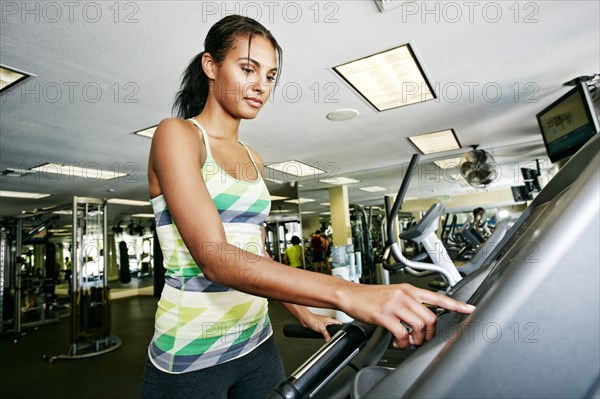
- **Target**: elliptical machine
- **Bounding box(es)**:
[382,154,511,290]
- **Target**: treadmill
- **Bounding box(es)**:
[270,134,599,399]
[358,133,600,398]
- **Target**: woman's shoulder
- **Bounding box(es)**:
[150,118,207,165]
[155,117,194,134]
[152,118,202,144]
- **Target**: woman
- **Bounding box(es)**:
[141,14,473,398]
[283,235,303,267]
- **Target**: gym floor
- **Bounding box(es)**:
[0,272,429,398]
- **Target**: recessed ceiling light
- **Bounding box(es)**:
[301,211,316,215]
[30,163,128,180]
[326,109,359,121]
[319,211,331,215]
[107,198,150,206]
[133,125,158,138]
[131,213,155,218]
[407,129,461,154]
[320,202,330,206]
[0,65,34,93]
[333,43,435,111]
[266,160,326,178]
[0,190,50,199]
[433,157,463,169]
[359,186,388,192]
[284,198,315,204]
[321,177,361,185]
[405,196,419,201]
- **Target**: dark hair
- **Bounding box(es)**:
[290,236,301,245]
[315,230,321,234]
[173,15,282,119]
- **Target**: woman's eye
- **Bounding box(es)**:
[242,67,253,74]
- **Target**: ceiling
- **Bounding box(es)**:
[1,1,599,227]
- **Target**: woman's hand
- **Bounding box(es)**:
[281,303,343,342]
[297,311,342,342]
[337,283,475,349]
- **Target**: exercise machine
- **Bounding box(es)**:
[356,133,600,398]
[45,197,121,362]
[269,133,599,398]
[382,154,511,289]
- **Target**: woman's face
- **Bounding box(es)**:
[210,35,278,120]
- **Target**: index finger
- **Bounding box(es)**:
[416,290,476,314]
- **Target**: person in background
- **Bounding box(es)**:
[321,234,332,274]
[310,230,326,273]
[472,207,491,239]
[283,236,303,268]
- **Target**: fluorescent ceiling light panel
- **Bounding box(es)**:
[31,163,128,180]
[374,0,408,12]
[0,190,50,199]
[359,186,388,192]
[107,198,150,206]
[266,160,326,178]
[301,211,316,215]
[321,177,360,185]
[133,125,158,138]
[264,177,284,184]
[270,209,292,214]
[270,195,289,201]
[433,157,463,169]
[131,213,155,218]
[407,129,461,154]
[0,65,34,93]
[284,198,315,204]
[52,210,73,215]
[333,43,435,111]
[1,168,36,177]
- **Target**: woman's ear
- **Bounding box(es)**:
[201,52,216,80]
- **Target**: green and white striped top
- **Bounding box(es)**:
[148,118,272,373]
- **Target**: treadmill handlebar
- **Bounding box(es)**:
[283,323,346,339]
[385,154,420,246]
[268,323,374,399]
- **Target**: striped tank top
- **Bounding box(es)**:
[148,118,272,373]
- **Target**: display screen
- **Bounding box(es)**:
[537,82,599,163]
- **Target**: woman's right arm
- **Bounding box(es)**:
[149,119,474,348]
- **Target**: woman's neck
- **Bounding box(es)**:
[195,100,241,143]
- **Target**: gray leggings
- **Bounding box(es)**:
[140,336,285,399]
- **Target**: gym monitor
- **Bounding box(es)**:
[511,185,533,202]
[536,80,600,163]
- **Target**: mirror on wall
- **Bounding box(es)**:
[105,203,155,296]
[265,182,302,265]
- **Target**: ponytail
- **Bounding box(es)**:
[172,52,209,119]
